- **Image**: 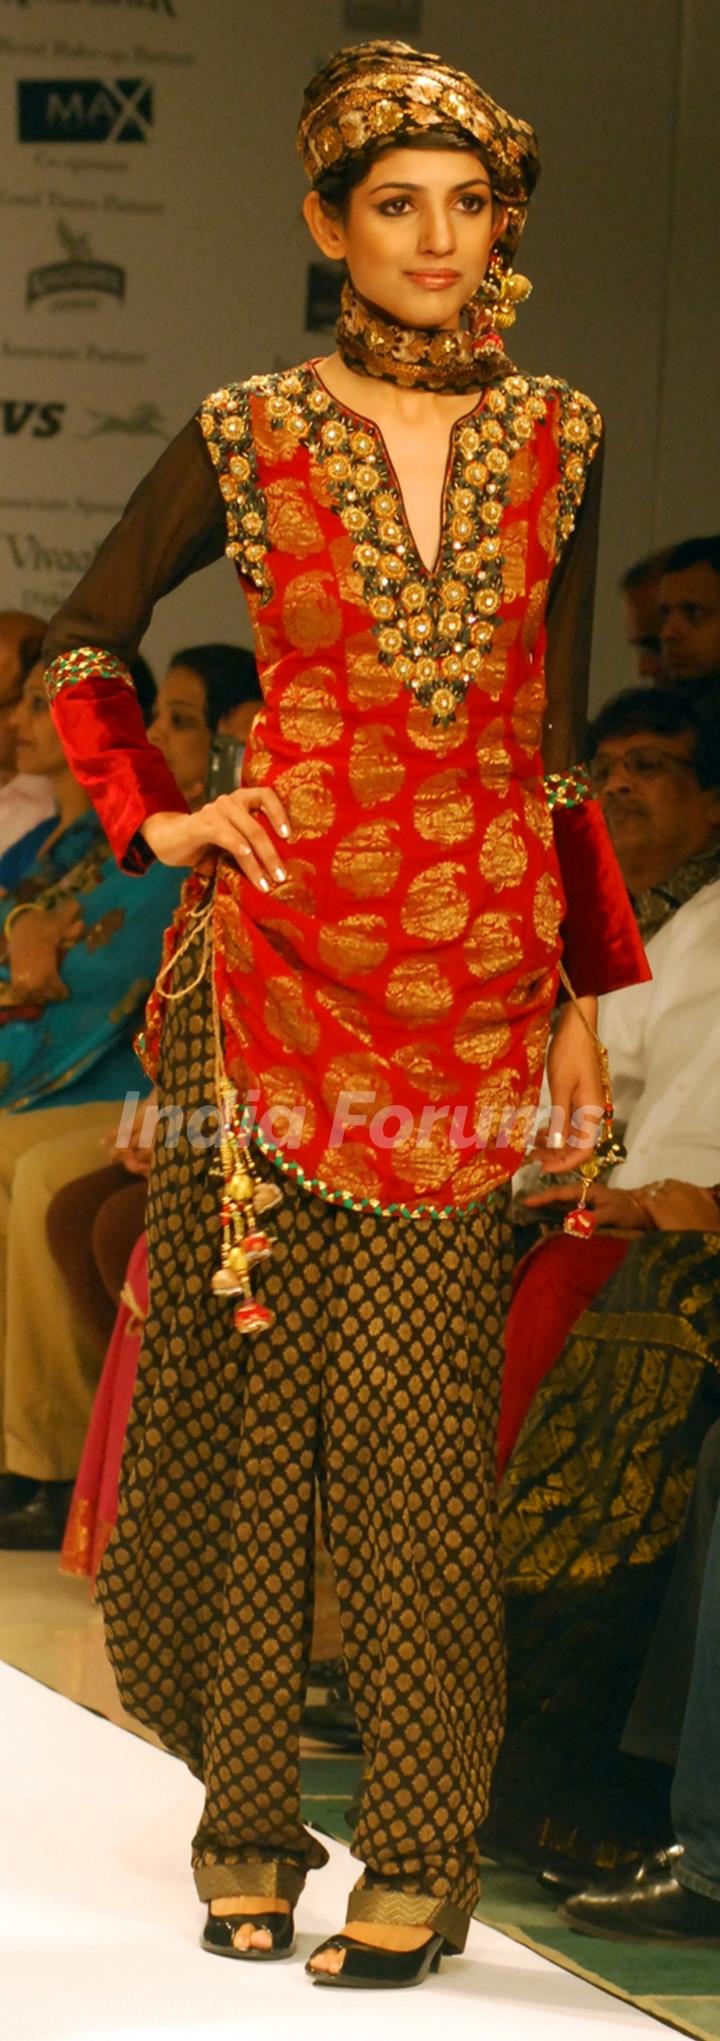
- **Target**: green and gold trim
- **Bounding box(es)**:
[250,1117,502,1221]
[544,765,593,808]
[45,645,136,704]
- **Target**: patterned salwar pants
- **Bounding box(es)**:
[97,969,513,1948]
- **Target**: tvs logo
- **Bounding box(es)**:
[18,79,154,145]
[1,401,66,439]
[27,220,126,309]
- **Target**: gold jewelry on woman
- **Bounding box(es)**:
[475,249,533,332]
[3,902,46,940]
[627,1191,655,1230]
[555,962,627,1239]
[335,277,512,392]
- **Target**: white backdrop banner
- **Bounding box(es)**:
[0,0,266,655]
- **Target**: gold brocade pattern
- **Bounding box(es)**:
[400,862,469,942]
[97,964,513,1922]
[413,770,475,844]
[331,819,403,896]
[317,912,389,975]
[478,812,528,889]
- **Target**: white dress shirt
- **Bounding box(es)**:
[600,876,720,1189]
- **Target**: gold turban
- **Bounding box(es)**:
[297,40,540,260]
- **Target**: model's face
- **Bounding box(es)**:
[591,730,720,874]
[11,662,66,776]
[148,666,211,801]
[305,146,505,330]
[658,563,720,683]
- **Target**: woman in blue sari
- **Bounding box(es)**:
[0,660,181,1548]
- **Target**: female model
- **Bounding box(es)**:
[44,40,646,1991]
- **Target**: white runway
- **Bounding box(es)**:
[1,1660,679,2041]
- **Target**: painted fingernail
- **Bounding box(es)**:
[276,866,287,883]
[279,824,290,839]
[259,876,269,892]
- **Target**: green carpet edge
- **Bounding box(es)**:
[474,1914,719,2041]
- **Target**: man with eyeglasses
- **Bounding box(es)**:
[586,685,720,944]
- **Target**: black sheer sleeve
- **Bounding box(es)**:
[542,434,605,773]
[43,416,227,667]
[43,417,228,868]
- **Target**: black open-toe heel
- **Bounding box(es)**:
[202,1906,296,1961]
[306,1929,454,1989]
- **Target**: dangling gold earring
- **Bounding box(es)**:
[475,249,533,331]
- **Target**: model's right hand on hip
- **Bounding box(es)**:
[141,786,292,891]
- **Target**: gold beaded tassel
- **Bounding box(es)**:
[210,975,282,1335]
[471,250,533,333]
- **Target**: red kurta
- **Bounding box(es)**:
[45,361,648,1216]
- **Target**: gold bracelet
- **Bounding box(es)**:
[627,1191,655,1231]
[556,961,626,1178]
[3,902,45,939]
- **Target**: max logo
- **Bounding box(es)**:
[1,401,65,438]
[17,80,154,145]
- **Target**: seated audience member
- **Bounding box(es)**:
[0,613,55,856]
[482,696,720,1875]
[486,1211,720,1877]
[2,641,263,1551]
[149,640,261,798]
[500,687,720,1471]
[657,535,720,703]
[0,732,182,1552]
[620,551,671,681]
[560,1422,720,1945]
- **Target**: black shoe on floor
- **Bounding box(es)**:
[302,1662,362,1752]
[0,1473,41,1512]
[538,1854,640,1897]
[558,1845,720,1944]
[0,1480,74,1550]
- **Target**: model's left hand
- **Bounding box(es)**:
[533,997,603,1174]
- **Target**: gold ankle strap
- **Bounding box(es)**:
[194,1857,306,1906]
[346,1884,469,1951]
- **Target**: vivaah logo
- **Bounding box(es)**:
[27,219,125,308]
[18,78,154,144]
[1,400,65,437]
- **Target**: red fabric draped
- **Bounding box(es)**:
[498,1229,631,1479]
[554,801,650,999]
[60,1233,148,1586]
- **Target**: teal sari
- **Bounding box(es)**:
[0,812,182,1109]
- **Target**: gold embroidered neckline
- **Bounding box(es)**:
[309,360,487,578]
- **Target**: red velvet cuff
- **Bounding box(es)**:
[553,800,651,997]
[50,675,189,872]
